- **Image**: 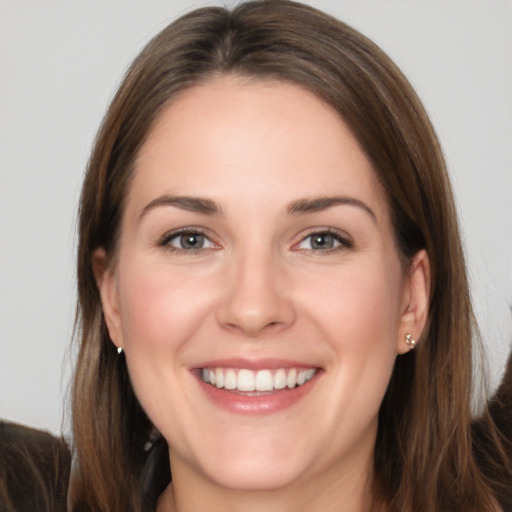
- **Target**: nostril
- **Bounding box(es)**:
[223,320,280,336]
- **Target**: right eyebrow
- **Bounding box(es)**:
[138,195,223,221]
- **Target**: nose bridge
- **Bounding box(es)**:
[217,242,294,336]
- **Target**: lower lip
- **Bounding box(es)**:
[195,372,319,415]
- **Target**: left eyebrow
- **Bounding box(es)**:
[286,196,376,222]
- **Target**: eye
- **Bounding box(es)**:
[296,230,352,251]
[161,230,216,251]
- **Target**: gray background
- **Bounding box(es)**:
[1,0,511,435]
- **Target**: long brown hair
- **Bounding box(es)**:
[0,421,71,512]
[71,1,512,510]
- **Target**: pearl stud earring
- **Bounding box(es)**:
[405,334,416,349]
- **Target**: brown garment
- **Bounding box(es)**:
[0,421,71,512]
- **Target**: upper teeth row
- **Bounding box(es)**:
[201,367,317,392]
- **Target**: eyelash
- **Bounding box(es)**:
[157,227,353,255]
[295,228,354,253]
[157,228,217,255]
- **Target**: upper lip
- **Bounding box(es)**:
[193,358,320,371]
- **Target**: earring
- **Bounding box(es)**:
[405,334,416,349]
[117,346,123,355]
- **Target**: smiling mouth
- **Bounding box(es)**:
[200,367,317,393]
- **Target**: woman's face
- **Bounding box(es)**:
[98,77,428,494]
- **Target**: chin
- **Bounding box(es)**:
[177,431,316,492]
[201,457,305,492]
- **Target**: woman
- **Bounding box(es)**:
[69,1,512,511]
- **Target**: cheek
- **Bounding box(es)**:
[117,259,214,354]
[303,261,403,349]
[114,260,214,411]
[299,258,404,405]
[115,259,218,432]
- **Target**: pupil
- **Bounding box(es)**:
[312,234,333,249]
[182,233,202,248]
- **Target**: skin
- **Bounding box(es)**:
[95,77,429,512]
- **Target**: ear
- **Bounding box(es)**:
[396,249,430,354]
[92,248,124,351]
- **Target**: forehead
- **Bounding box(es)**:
[129,77,388,221]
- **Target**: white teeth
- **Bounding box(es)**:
[305,368,316,380]
[297,370,307,386]
[224,369,237,390]
[255,370,273,391]
[237,369,255,391]
[200,366,317,391]
[287,368,297,388]
[274,368,287,389]
[215,368,224,388]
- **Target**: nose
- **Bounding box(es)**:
[215,249,296,338]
